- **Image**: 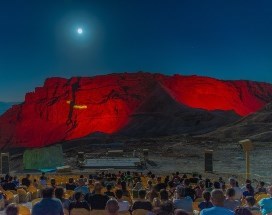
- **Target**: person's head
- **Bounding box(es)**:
[226,188,236,199]
[246,183,254,192]
[94,182,102,194]
[50,178,56,186]
[160,189,169,201]
[42,187,54,198]
[106,184,112,191]
[157,177,162,183]
[158,201,174,214]
[26,174,30,179]
[42,172,45,176]
[138,189,146,199]
[234,207,253,215]
[229,178,237,187]
[78,178,85,186]
[106,199,119,215]
[115,189,123,200]
[174,209,189,215]
[68,178,74,184]
[34,179,37,183]
[245,196,256,207]
[210,189,225,206]
[213,181,221,189]
[5,203,18,215]
[202,191,211,202]
[55,187,64,199]
[183,179,190,187]
[74,191,84,202]
[260,181,265,187]
[176,187,186,198]
[121,181,127,190]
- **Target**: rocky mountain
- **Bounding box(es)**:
[1,72,272,149]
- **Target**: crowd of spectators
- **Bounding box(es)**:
[0,171,271,215]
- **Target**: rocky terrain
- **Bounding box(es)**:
[1,72,272,149]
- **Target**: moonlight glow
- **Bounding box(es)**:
[77,28,83,34]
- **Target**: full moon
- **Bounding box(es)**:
[77,28,83,34]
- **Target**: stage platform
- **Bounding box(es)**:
[83,157,141,169]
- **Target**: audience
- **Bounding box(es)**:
[258,185,272,215]
[105,199,119,215]
[69,191,90,213]
[5,203,18,215]
[173,186,193,213]
[200,189,234,215]
[86,181,109,210]
[115,189,130,212]
[1,171,271,215]
[224,188,240,211]
[132,189,153,211]
[21,174,31,187]
[32,187,63,215]
[198,191,213,211]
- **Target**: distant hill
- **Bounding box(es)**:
[0,102,19,115]
[202,102,272,142]
[1,72,272,149]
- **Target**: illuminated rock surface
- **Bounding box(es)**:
[1,72,272,149]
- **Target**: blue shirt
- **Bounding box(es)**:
[173,196,193,212]
[258,198,272,215]
[198,201,213,210]
[32,198,64,215]
[74,186,89,195]
[200,206,234,215]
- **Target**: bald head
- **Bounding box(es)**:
[106,199,119,215]
[211,189,225,206]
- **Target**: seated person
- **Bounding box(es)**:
[198,191,213,211]
[234,207,253,215]
[32,187,64,215]
[69,191,90,213]
[106,199,119,215]
[21,174,31,187]
[115,189,130,212]
[40,172,47,186]
[200,189,234,215]
[258,186,272,215]
[86,181,110,210]
[55,187,70,210]
[104,184,115,197]
[3,177,17,190]
[5,203,19,215]
[256,181,266,194]
[132,189,153,211]
[156,201,174,215]
[173,186,193,213]
[74,178,89,195]
[243,184,255,198]
[66,178,76,191]
[224,188,240,211]
[244,196,260,214]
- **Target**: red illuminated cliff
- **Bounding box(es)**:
[1,72,272,149]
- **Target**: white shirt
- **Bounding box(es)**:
[118,200,130,212]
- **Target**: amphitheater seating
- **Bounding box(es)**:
[18,205,31,215]
[4,190,19,204]
[90,209,107,215]
[132,209,149,215]
[255,193,270,202]
[31,197,42,207]
[17,188,31,203]
[71,208,90,215]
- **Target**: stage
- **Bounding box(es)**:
[83,157,141,169]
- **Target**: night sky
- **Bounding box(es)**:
[1,0,272,102]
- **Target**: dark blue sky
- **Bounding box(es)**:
[1,0,272,101]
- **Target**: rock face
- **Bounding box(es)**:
[1,72,272,149]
